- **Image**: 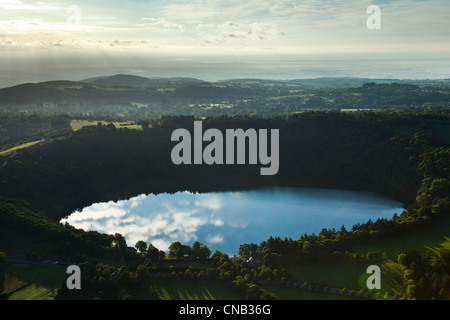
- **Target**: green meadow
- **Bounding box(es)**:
[134,278,241,300]
[70,120,143,132]
[350,215,450,260]
[262,285,362,300]
[0,140,44,156]
[283,215,450,299]
[4,264,67,300]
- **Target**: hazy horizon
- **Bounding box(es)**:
[1,54,449,89]
[1,0,449,88]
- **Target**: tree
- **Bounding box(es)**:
[119,266,134,286]
[192,241,211,259]
[112,233,127,249]
[135,240,147,253]
[135,265,149,282]
[106,123,116,130]
[263,253,283,269]
[185,269,193,278]
[245,284,276,300]
[258,266,272,280]
[239,243,258,259]
[199,270,207,280]
[246,284,263,300]
[206,268,219,280]
[260,290,278,300]
[168,241,182,258]
[398,249,422,267]
[147,244,160,261]
[233,276,246,293]
[220,270,235,282]
[139,119,150,130]
[168,241,191,259]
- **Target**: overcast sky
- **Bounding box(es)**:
[0,0,449,84]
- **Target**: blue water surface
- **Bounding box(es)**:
[61,187,404,255]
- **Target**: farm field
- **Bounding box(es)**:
[134,278,241,300]
[4,264,67,300]
[285,215,450,299]
[261,285,362,300]
[288,260,403,297]
[350,214,450,260]
[0,140,44,156]
[1,272,29,296]
[70,120,143,131]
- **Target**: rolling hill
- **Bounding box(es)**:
[80,74,207,88]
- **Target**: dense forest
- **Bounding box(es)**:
[0,114,71,151]
[0,112,432,220]
[0,110,449,300]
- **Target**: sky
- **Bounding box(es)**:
[0,0,449,86]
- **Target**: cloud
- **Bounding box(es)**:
[140,17,185,32]
[212,219,224,227]
[197,21,280,46]
[101,39,158,48]
[208,234,224,244]
[0,19,65,31]
[0,0,62,11]
[0,33,159,51]
[61,202,127,224]
[159,0,450,52]
[194,196,223,210]
[0,17,111,32]
[59,191,236,252]
[129,194,146,208]
[150,238,173,252]
[1,0,449,54]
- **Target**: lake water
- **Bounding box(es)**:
[60,187,404,255]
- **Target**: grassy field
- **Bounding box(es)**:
[4,264,67,300]
[285,214,450,299]
[0,140,44,156]
[289,261,370,290]
[70,120,143,131]
[340,109,374,112]
[1,272,29,296]
[286,260,404,298]
[350,214,450,260]
[134,278,241,300]
[262,285,362,300]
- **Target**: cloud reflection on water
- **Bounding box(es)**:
[60,188,404,255]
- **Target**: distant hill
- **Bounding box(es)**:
[78,76,109,83]
[0,81,87,104]
[80,74,207,88]
[0,75,448,118]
